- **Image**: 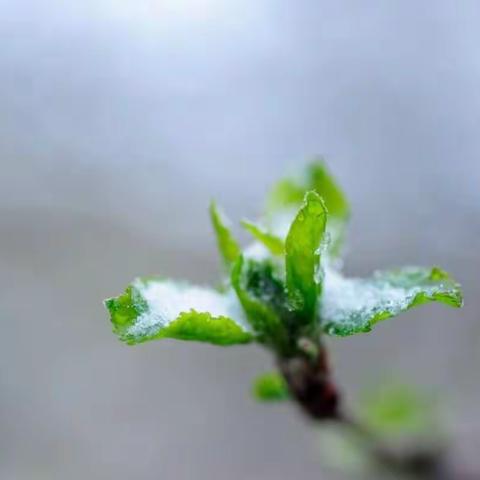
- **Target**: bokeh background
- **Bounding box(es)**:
[1,1,479,478]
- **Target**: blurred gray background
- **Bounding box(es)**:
[1,1,479,478]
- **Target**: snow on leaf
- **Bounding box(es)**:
[320,266,463,336]
[105,278,252,345]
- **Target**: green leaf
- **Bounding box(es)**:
[268,160,349,218]
[321,266,463,336]
[307,160,350,220]
[105,278,253,345]
[231,256,288,349]
[241,220,284,255]
[359,383,439,438]
[285,191,327,324]
[209,201,241,268]
[252,372,290,401]
[267,178,305,212]
[318,384,444,474]
[267,160,350,257]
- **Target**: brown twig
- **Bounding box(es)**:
[277,344,462,479]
